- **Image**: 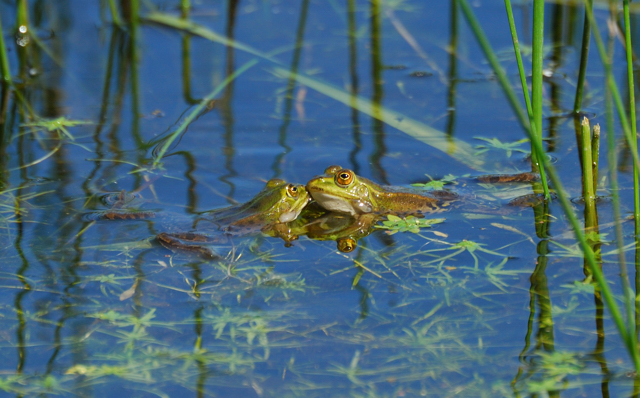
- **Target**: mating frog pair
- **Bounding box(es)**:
[156,165,453,256]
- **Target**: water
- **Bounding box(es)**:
[0,1,638,397]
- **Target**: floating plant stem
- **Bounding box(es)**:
[152,59,258,167]
[460,0,550,198]
[574,0,592,113]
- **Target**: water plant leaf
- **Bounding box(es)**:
[271,67,490,171]
[474,136,530,158]
[375,215,445,235]
[22,116,89,141]
[412,174,458,190]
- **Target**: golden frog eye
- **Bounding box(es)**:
[337,238,357,253]
[335,169,354,187]
[286,184,299,198]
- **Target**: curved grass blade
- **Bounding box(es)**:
[152,59,258,167]
[144,12,280,64]
[271,67,488,172]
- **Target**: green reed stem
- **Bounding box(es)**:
[152,59,258,167]
[107,0,123,27]
[621,0,639,361]
[602,21,634,368]
[581,118,596,228]
[531,0,544,174]
[503,0,534,132]
[17,0,27,27]
[574,0,592,113]
[181,0,191,15]
[0,15,12,84]
[623,0,640,233]
[591,123,600,191]
[584,0,640,178]
[461,0,550,198]
[130,0,139,30]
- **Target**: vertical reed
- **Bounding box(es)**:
[0,15,12,84]
[573,0,592,113]
[622,0,640,233]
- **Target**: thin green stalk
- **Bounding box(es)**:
[17,0,28,27]
[107,0,123,27]
[152,59,258,166]
[623,0,640,234]
[0,15,12,84]
[591,123,600,191]
[181,0,190,16]
[531,0,544,175]
[603,41,636,371]
[461,0,550,198]
[574,0,592,113]
[581,118,596,228]
[130,0,139,30]
[503,0,534,126]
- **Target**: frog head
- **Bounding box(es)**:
[305,166,376,214]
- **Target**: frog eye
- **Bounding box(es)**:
[337,238,357,253]
[286,184,299,198]
[335,169,354,187]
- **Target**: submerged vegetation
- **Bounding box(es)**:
[1,0,640,397]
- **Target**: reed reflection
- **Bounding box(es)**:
[218,0,240,205]
[272,0,310,178]
[445,0,458,140]
[347,0,362,175]
[369,0,387,185]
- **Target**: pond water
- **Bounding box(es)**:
[1,0,639,397]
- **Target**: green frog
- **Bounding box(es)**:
[306,165,456,215]
[157,178,311,256]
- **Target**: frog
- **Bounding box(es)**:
[156,178,311,256]
[306,165,457,215]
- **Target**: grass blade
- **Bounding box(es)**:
[153,59,258,166]
[271,67,487,171]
